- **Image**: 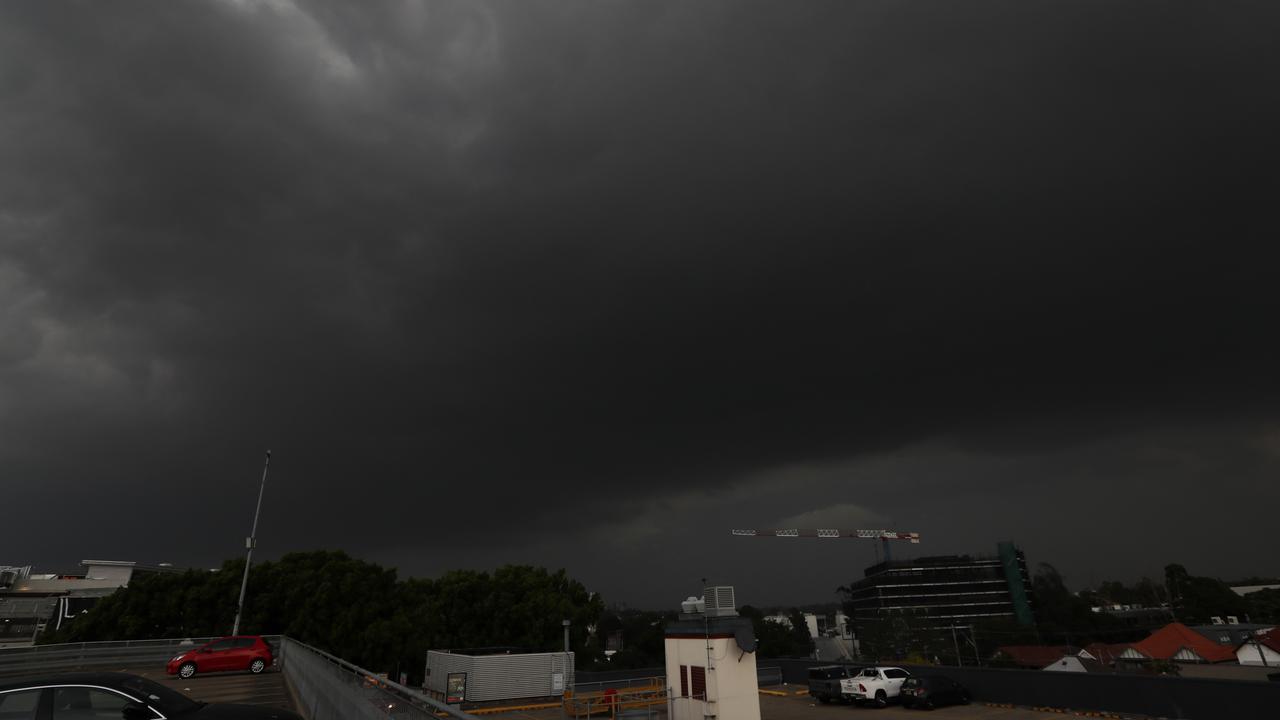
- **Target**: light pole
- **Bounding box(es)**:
[563,619,571,653]
[232,450,271,636]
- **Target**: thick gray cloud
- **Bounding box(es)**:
[2,0,1278,607]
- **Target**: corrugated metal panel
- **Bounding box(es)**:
[425,651,574,702]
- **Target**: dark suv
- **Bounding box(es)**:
[900,674,971,710]
[807,665,854,704]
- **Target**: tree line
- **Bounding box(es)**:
[43,551,603,681]
[43,549,827,676]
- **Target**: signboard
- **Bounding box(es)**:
[552,672,564,692]
[446,672,467,704]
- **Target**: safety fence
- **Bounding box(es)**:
[279,637,477,720]
[563,681,669,719]
[0,636,282,678]
[757,665,783,687]
[573,665,780,689]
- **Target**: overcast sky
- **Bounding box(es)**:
[2,1,1278,609]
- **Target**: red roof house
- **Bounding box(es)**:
[1131,623,1237,663]
[1083,642,1139,665]
[1236,628,1280,666]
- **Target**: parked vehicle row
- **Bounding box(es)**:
[808,664,972,710]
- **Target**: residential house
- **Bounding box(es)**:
[1236,628,1280,667]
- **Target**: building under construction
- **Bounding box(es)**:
[844,541,1036,631]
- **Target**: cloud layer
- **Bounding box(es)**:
[2,0,1278,606]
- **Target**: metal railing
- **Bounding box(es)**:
[563,683,669,719]
[0,636,282,677]
[280,637,478,720]
[572,675,666,695]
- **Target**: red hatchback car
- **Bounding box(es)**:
[166,636,274,678]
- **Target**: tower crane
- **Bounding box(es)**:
[730,528,921,562]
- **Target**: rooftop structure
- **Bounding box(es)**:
[665,586,760,720]
[0,559,188,645]
[1191,623,1275,647]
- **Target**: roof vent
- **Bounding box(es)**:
[703,586,737,617]
[680,596,706,615]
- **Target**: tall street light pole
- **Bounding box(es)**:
[233,450,271,636]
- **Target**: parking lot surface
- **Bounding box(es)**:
[135,667,297,713]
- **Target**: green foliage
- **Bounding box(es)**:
[1087,577,1168,607]
[1245,589,1280,623]
[738,605,813,658]
[1032,563,1117,639]
[589,608,673,670]
[1164,564,1249,624]
[42,551,604,681]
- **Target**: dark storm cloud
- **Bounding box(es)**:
[2,0,1278,605]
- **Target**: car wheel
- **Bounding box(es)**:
[874,691,887,708]
[179,662,197,679]
[250,658,266,674]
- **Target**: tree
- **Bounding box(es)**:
[1244,589,1280,624]
[738,605,813,658]
[1164,564,1248,624]
[42,551,604,683]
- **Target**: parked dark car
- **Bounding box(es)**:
[900,674,971,710]
[0,672,301,719]
[807,665,854,704]
[167,636,274,679]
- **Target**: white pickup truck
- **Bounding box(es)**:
[840,666,911,707]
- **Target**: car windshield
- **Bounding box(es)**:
[118,676,204,716]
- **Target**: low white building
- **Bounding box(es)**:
[665,588,760,720]
[1230,584,1280,597]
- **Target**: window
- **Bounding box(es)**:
[679,665,688,697]
[690,666,706,699]
[884,669,909,679]
[51,687,136,719]
[207,639,236,652]
[0,689,42,720]
[234,638,257,648]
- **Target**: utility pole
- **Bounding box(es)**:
[563,619,571,653]
[232,450,271,636]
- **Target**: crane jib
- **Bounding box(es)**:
[729,528,921,543]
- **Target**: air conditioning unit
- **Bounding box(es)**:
[1227,616,1239,625]
[1210,616,1224,625]
[680,596,706,615]
[703,586,737,617]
